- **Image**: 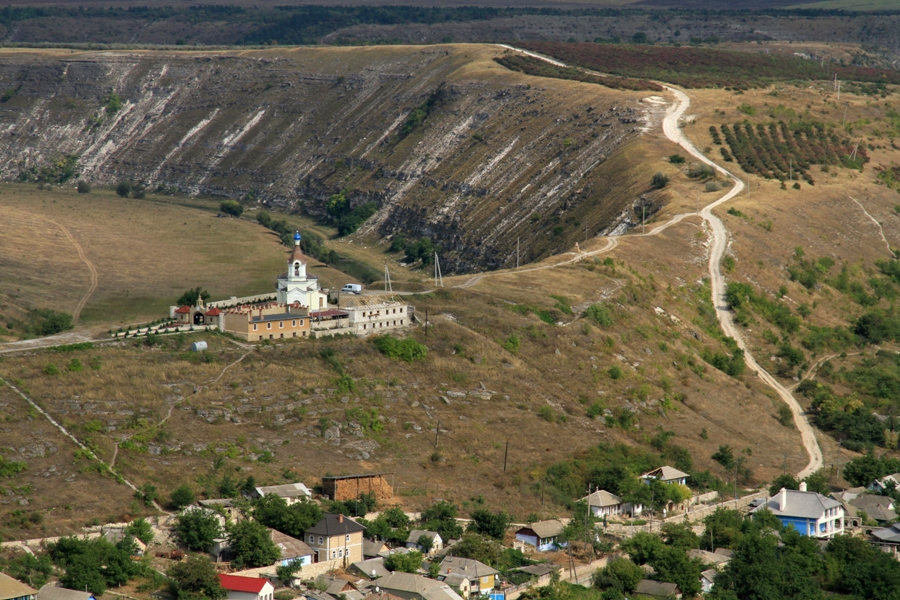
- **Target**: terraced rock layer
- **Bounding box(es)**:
[0,46,648,272]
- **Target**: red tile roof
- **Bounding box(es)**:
[217,574,268,594]
[205,308,222,316]
[174,306,191,314]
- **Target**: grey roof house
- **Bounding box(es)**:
[752,484,844,538]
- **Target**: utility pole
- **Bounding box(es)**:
[434,252,443,288]
[384,261,393,296]
[503,438,509,472]
[435,420,440,448]
[516,237,520,269]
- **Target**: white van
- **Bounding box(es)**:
[341,283,362,295]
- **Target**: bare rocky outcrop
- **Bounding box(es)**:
[0,46,649,272]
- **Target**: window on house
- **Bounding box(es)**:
[346,534,350,542]
[319,537,323,545]
[309,535,314,543]
[292,320,296,326]
[279,321,284,328]
[300,319,304,326]
[332,550,336,559]
[253,324,258,331]
[267,322,272,329]
[338,549,343,557]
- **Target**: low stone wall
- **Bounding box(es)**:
[208,294,277,308]
[231,559,347,581]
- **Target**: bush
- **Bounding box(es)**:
[116,181,132,198]
[76,181,91,193]
[43,363,59,376]
[538,406,555,422]
[669,154,685,164]
[372,335,427,362]
[220,200,244,217]
[585,304,614,327]
[651,172,669,189]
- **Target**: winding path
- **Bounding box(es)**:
[49,219,99,323]
[661,85,823,479]
[849,195,895,258]
[495,45,823,478]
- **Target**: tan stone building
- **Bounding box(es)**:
[221,302,310,341]
[305,513,365,566]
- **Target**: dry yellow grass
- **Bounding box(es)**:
[0,184,351,334]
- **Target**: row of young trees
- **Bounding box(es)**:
[715,121,868,185]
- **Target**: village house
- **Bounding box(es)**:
[580,490,641,518]
[640,466,689,486]
[363,539,390,559]
[0,575,36,600]
[36,585,94,600]
[686,549,731,568]
[437,556,498,597]
[271,529,314,567]
[700,569,719,594]
[405,530,443,555]
[310,302,414,338]
[254,482,312,505]
[514,520,565,552]
[376,572,464,600]
[199,498,242,521]
[305,513,366,566]
[217,575,274,600]
[870,473,900,494]
[752,483,844,538]
[350,557,392,579]
[871,522,900,558]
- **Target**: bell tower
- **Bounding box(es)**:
[287,231,307,281]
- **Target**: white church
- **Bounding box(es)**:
[276,232,328,310]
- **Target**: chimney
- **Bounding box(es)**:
[799,481,808,492]
[338,514,344,523]
[779,487,788,510]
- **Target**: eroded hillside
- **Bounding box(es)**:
[0,45,655,272]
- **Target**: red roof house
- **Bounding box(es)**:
[217,575,274,600]
[174,306,191,314]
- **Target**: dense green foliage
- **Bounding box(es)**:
[219,200,244,217]
[176,508,223,552]
[0,457,27,478]
[842,451,900,488]
[400,87,443,137]
[373,335,427,362]
[420,500,463,541]
[170,485,196,510]
[798,380,887,450]
[168,555,227,600]
[384,550,423,573]
[452,532,533,572]
[252,495,323,539]
[467,509,512,540]
[706,511,900,600]
[359,506,411,543]
[325,190,378,236]
[726,282,800,334]
[124,517,154,545]
[620,530,703,597]
[0,551,52,588]
[176,287,210,307]
[227,519,280,569]
[47,536,142,595]
[543,443,707,509]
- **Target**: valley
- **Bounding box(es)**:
[3,31,900,600]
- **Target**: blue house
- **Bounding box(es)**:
[515,519,566,552]
[752,484,844,538]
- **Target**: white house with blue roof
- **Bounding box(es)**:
[752,482,844,538]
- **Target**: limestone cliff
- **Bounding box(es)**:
[0,45,653,272]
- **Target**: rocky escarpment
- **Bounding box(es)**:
[0,46,653,272]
